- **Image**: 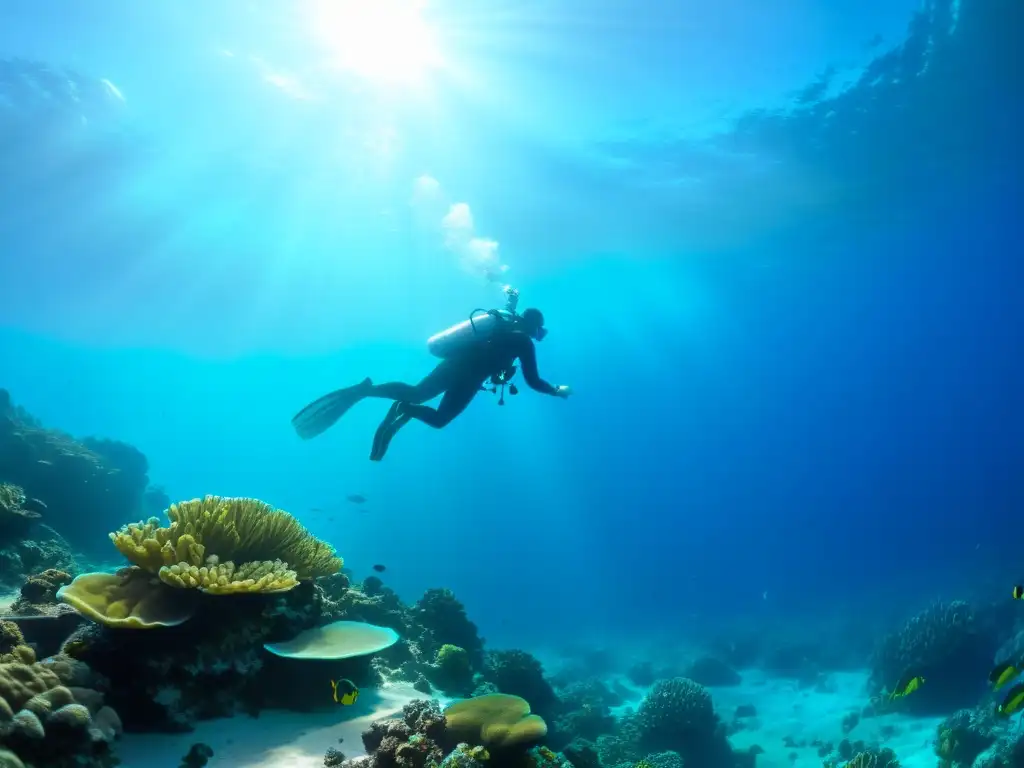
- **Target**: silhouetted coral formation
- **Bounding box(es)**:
[870,601,996,714]
[0,390,153,554]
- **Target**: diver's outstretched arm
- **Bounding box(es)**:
[516,337,560,396]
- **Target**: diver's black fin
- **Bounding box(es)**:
[370,402,409,462]
[292,378,372,440]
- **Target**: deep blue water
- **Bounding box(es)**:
[0,0,1021,652]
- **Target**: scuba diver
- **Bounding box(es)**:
[291,287,572,461]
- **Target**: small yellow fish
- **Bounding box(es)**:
[998,682,1024,716]
[1014,585,1024,600]
[888,673,925,700]
[990,662,1021,690]
[330,678,359,706]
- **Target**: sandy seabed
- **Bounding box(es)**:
[116,683,428,768]
[111,669,946,768]
[705,669,942,768]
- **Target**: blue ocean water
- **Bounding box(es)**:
[0,0,1021,666]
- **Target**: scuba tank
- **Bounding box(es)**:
[426,286,522,405]
[426,286,522,359]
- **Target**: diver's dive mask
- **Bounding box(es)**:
[533,326,549,342]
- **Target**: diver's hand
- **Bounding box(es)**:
[555,385,572,399]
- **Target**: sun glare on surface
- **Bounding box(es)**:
[310,0,442,86]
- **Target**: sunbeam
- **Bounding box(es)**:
[307,0,444,87]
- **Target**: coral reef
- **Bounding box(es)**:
[0,385,755,768]
[0,640,121,768]
[824,745,901,768]
[484,650,558,719]
[935,707,1003,768]
[445,694,548,749]
[57,568,200,629]
[110,495,342,594]
[870,601,997,714]
[11,569,74,612]
[342,697,560,768]
[598,678,741,768]
[975,730,1024,768]
[0,621,24,655]
[429,644,476,696]
[0,484,41,540]
[59,579,328,731]
[0,481,76,593]
[54,561,520,733]
[561,740,602,768]
[5,570,85,659]
[413,589,486,669]
[0,522,77,592]
[180,742,214,767]
[356,699,449,768]
[552,679,618,744]
[635,678,719,754]
[0,389,152,554]
[327,578,433,692]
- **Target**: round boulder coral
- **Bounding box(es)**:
[637,678,716,751]
[48,702,92,728]
[935,707,999,768]
[870,601,996,714]
[431,644,474,695]
[635,677,736,768]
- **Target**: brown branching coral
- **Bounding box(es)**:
[14,569,72,608]
[846,749,900,768]
[0,621,24,656]
[109,495,342,594]
[0,484,40,539]
[0,484,25,511]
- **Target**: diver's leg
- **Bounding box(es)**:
[367,360,457,404]
[369,377,483,461]
[402,376,483,428]
[370,402,410,461]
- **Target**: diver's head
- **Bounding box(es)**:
[521,308,548,341]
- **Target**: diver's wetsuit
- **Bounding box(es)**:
[288,325,561,461]
[367,329,558,428]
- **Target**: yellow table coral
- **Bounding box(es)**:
[55,569,198,629]
[109,495,342,595]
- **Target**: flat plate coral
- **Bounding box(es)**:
[263,620,399,660]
